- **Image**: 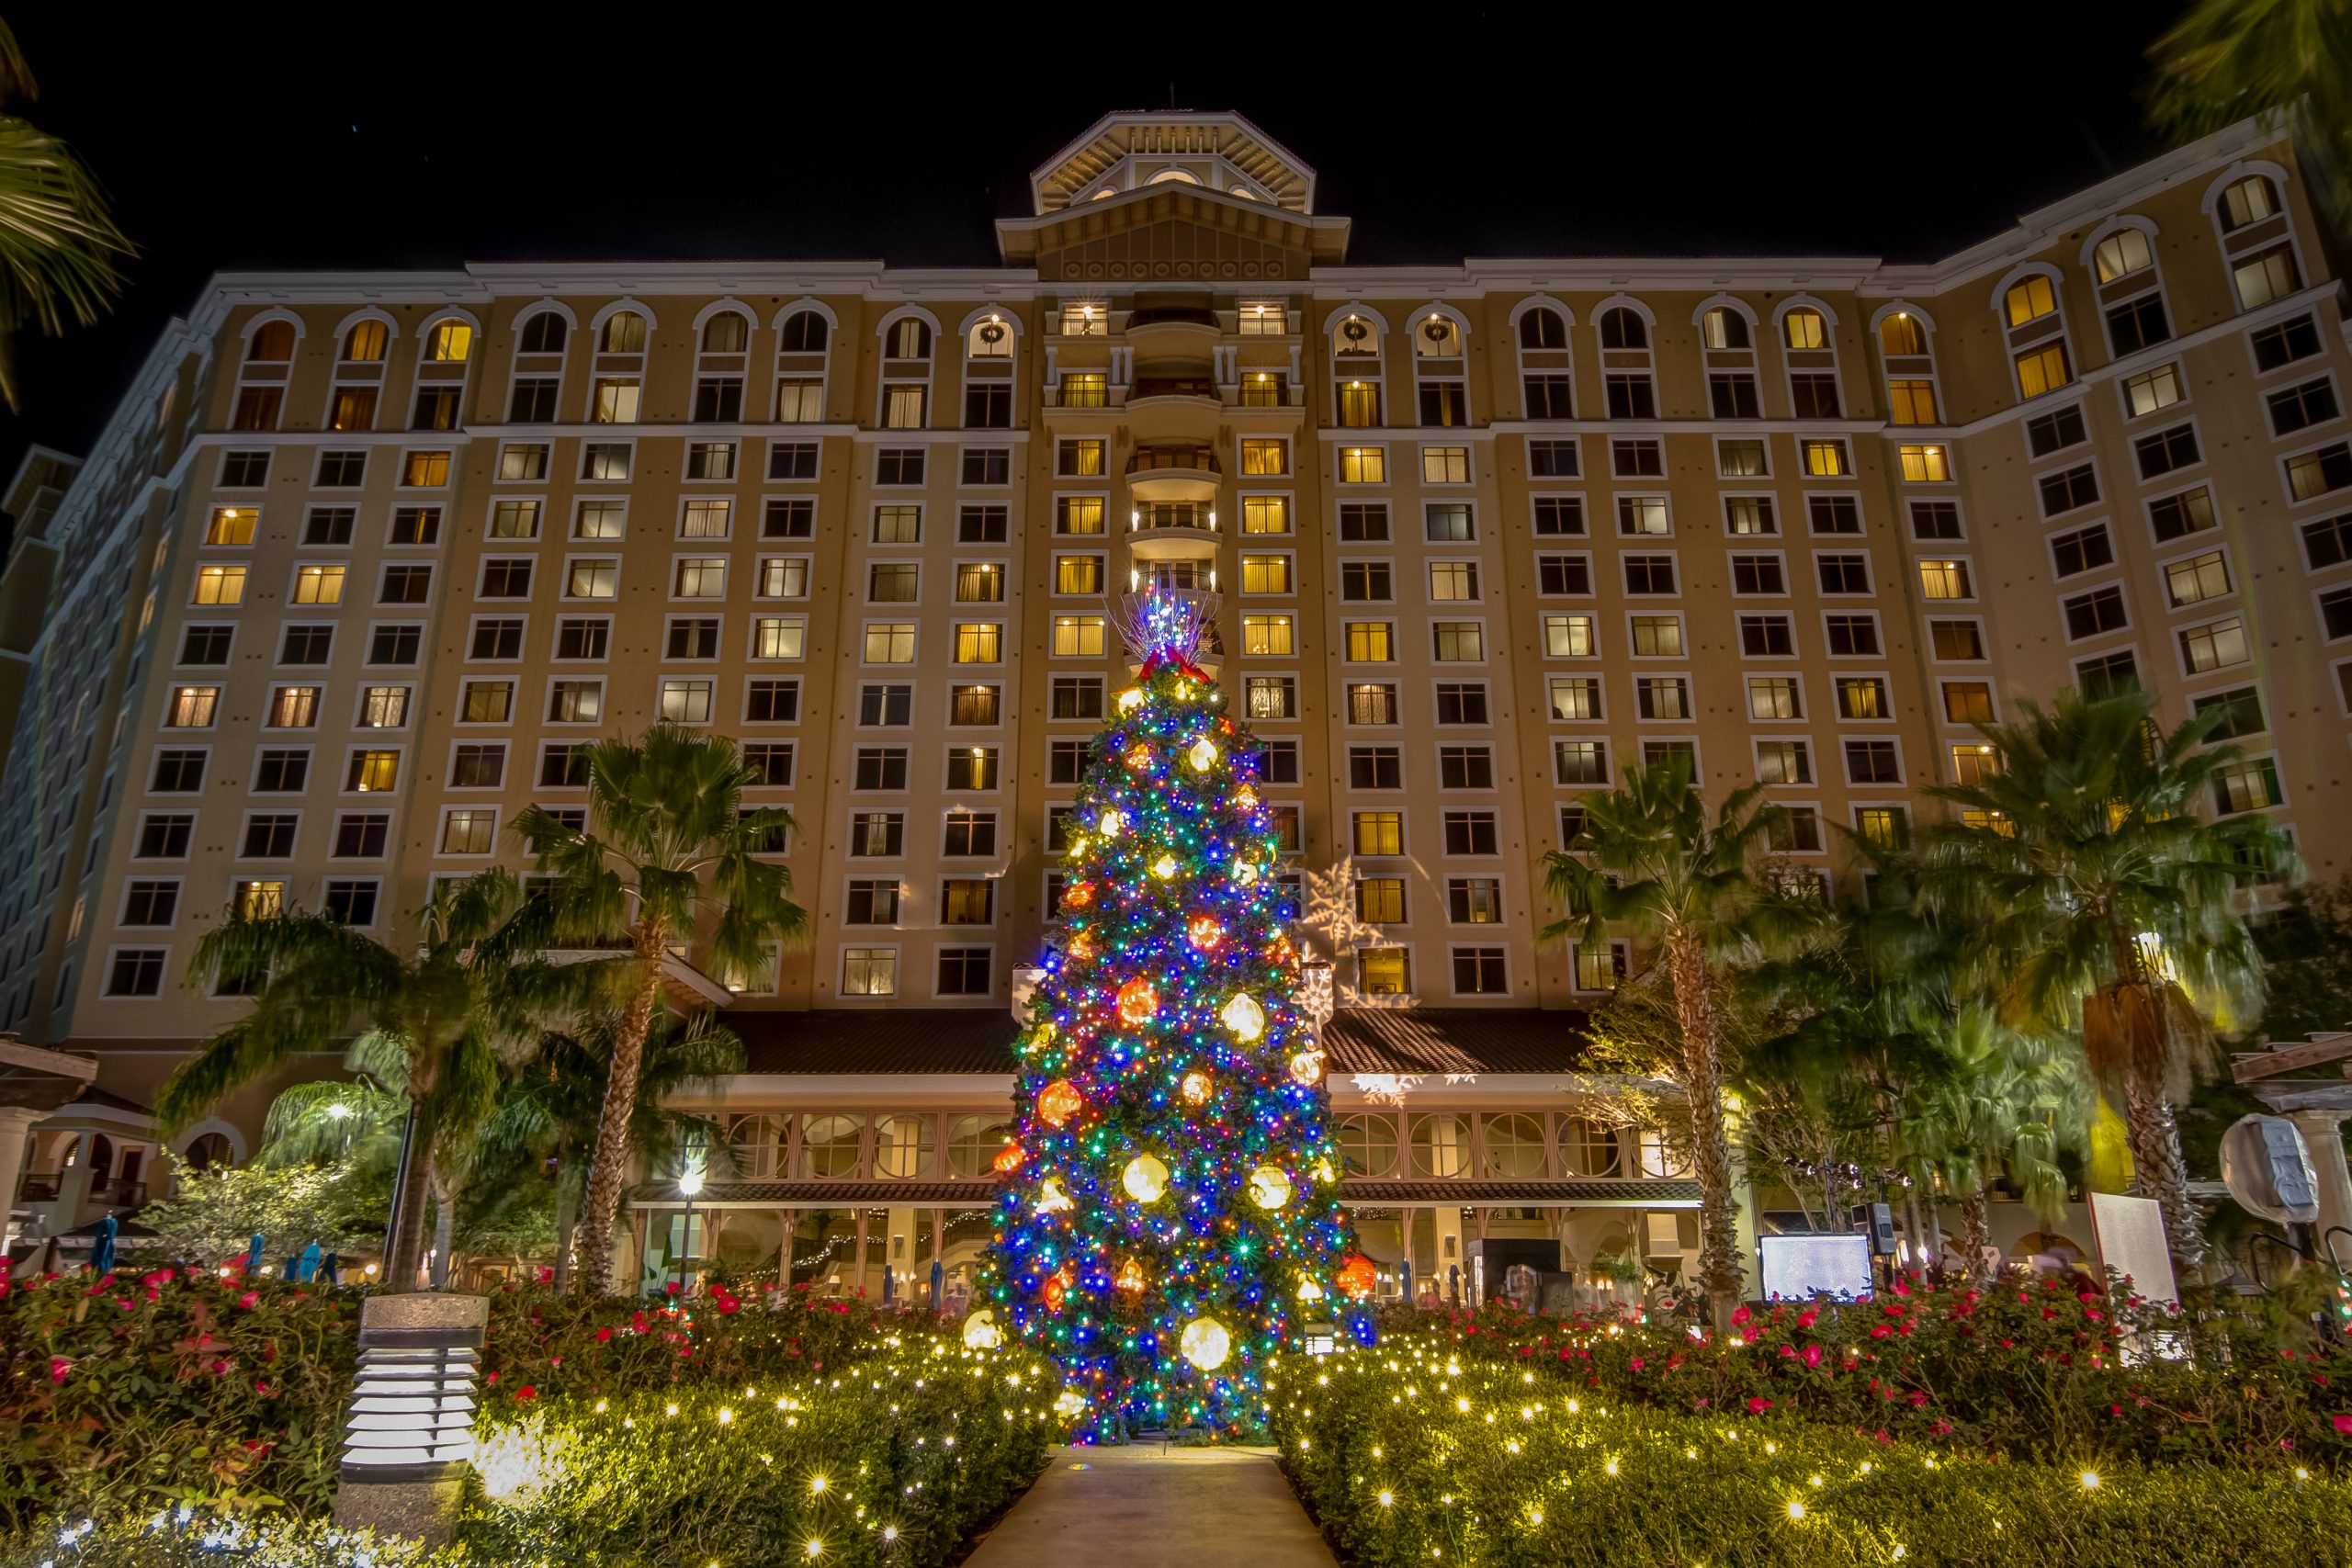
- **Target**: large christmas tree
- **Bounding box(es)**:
[967,589,1365,1438]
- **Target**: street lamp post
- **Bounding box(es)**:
[677,1168,705,1295]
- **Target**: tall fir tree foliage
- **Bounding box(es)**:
[970,590,1362,1438]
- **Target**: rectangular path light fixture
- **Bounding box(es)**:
[333,1292,490,1546]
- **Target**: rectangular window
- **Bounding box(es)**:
[1351,810,1404,855]
[2193,685,2267,740]
[841,947,898,997]
[2052,524,2113,578]
[1739,614,1794,657]
[1616,496,1668,536]
[680,498,732,538]
[1056,496,1104,536]
[1807,495,1860,536]
[2233,243,2301,309]
[1241,613,1295,655]
[672,557,727,598]
[1452,947,1507,994]
[1350,746,1402,790]
[267,685,319,728]
[2133,423,2201,479]
[178,623,232,665]
[658,680,714,723]
[345,750,399,793]
[2288,442,2352,502]
[1711,376,1762,421]
[1344,682,1396,725]
[1241,495,1289,535]
[1897,443,1951,481]
[1836,676,1889,719]
[1635,675,1690,720]
[1887,379,1939,426]
[1825,614,1880,656]
[2212,757,2284,815]
[1358,948,1412,998]
[2039,463,2100,515]
[357,685,410,728]
[1553,739,1607,784]
[192,565,246,605]
[1339,446,1386,483]
[2014,341,2073,399]
[1623,555,1676,594]
[1423,619,1480,662]
[867,562,920,604]
[1604,373,1656,419]
[1801,439,1850,477]
[2026,404,2088,457]
[1630,615,1684,657]
[1747,676,1801,720]
[1340,502,1391,540]
[872,504,922,544]
[1528,438,1577,477]
[865,622,916,663]
[1424,503,1474,542]
[1447,877,1502,924]
[1241,553,1293,593]
[942,811,998,857]
[845,880,899,925]
[2064,586,2131,639]
[2253,314,2323,371]
[1942,681,1995,723]
[2123,363,2184,418]
[1611,438,1664,477]
[1046,617,1100,658]
[1544,614,1597,658]
[1344,621,1394,662]
[1844,739,1901,784]
[2269,377,2341,436]
[105,949,166,998]
[1538,555,1591,595]
[2165,548,2233,606]
[745,679,800,723]
[1910,501,1962,540]
[1755,739,1812,785]
[2151,486,2219,543]
[1052,677,1105,719]
[1356,876,1407,924]
[1724,496,1777,536]
[2106,293,2171,355]
[1732,554,1786,594]
[1917,559,1972,599]
[2180,615,2250,671]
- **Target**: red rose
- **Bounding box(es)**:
[1906,1390,1928,1406]
[595,1327,614,1343]
[2333,1415,2352,1436]
[1747,1397,1772,1415]
[237,1291,259,1309]
[517,1385,537,1401]
[48,1357,71,1383]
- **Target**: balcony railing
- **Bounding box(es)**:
[1127,305,1220,330]
[1129,503,1216,534]
[1127,446,1219,476]
[1130,376,1217,402]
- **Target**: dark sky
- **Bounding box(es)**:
[1,4,2173,481]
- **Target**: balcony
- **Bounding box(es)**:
[1128,444,1220,506]
[1126,445,1218,477]
[1127,305,1219,330]
[1128,500,1220,563]
[1131,374,1216,402]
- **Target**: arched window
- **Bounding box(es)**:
[341,320,387,362]
[800,1114,864,1179]
[884,317,932,359]
[424,319,473,362]
[1147,167,1199,186]
[247,320,295,362]
[1878,312,1928,356]
[600,310,647,354]
[778,310,829,353]
[1782,307,1827,350]
[2219,174,2278,231]
[518,310,568,354]
[1599,307,1646,349]
[1411,1114,1469,1178]
[1556,1118,1621,1177]
[967,313,1012,358]
[1333,314,1380,357]
[2003,276,2056,327]
[1702,307,1749,350]
[182,1132,234,1170]
[1414,312,1461,356]
[2094,228,2154,284]
[701,311,749,353]
[1518,307,1566,349]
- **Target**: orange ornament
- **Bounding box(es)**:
[1043,1267,1073,1310]
[1337,1253,1378,1300]
[1186,913,1223,951]
[1063,881,1095,909]
[992,1141,1027,1174]
[1038,1078,1083,1127]
[1115,1257,1146,1293]
[1116,976,1159,1024]
[1126,744,1151,771]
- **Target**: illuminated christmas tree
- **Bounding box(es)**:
[967,588,1369,1438]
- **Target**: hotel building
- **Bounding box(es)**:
[1,111,2343,1297]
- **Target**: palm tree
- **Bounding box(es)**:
[1897,1006,2088,1280]
[474,1010,743,1295]
[507,725,806,1294]
[1919,688,2299,1272]
[156,871,556,1291]
[0,21,130,410]
[1541,757,1816,1327]
[2148,0,2352,230]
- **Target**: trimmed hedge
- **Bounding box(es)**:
[1385,1277,2350,1468]
[1271,1329,2352,1568]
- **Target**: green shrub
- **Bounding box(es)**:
[1271,1328,2352,1568]
[1386,1275,2349,1468]
[459,1329,1055,1566]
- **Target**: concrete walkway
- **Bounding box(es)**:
[963,1443,1338,1568]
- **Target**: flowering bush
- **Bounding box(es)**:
[1272,1330,2352,1568]
[1383,1274,2351,1468]
[2,1272,964,1549]
[0,1268,360,1535]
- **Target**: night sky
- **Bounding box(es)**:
[0,5,2170,485]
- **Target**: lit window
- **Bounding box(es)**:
[1340,446,1386,483]
[1801,440,1849,477]
[673,558,726,598]
[658,679,714,723]
[752,615,807,660]
[2004,275,2057,327]
[2015,342,2073,399]
[1544,614,1596,659]
[206,506,256,546]
[1240,438,1288,475]
[1782,308,1826,349]
[1241,614,1294,656]
[2094,227,2154,283]
[1046,618,1097,658]
[1241,496,1289,534]
[1422,446,1470,484]
[1359,948,1411,997]
[1917,559,1972,599]
[347,750,400,793]
[1241,554,1292,594]
[1888,379,1939,426]
[164,686,219,728]
[2123,364,2183,417]
[192,565,246,605]
[842,947,898,997]
[1898,444,1950,481]
[424,319,472,361]
[2219,175,2278,231]
[292,565,345,604]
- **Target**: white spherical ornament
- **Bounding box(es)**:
[1296,1278,1326,1303]
[1220,992,1266,1043]
[963,1310,1003,1350]
[1189,737,1220,772]
[1122,1153,1170,1203]
[1249,1163,1293,1210]
[1233,861,1261,888]
[1287,1048,1325,1087]
[1098,809,1125,839]
[1180,1315,1232,1371]
[1035,1178,1074,1215]
[1052,1388,1088,1417]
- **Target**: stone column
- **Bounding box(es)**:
[884,1204,915,1303]
[853,1210,871,1298]
[54,1131,96,1230]
[0,1108,43,1247]
[2288,1110,2352,1269]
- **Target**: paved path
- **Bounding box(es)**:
[964,1443,1337,1568]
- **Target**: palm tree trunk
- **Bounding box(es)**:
[384,1100,437,1292]
[576,926,667,1295]
[550,1151,578,1297]
[1666,932,1744,1328]
[1960,1186,1994,1282]
[2123,1062,2207,1275]
[429,1163,456,1291]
